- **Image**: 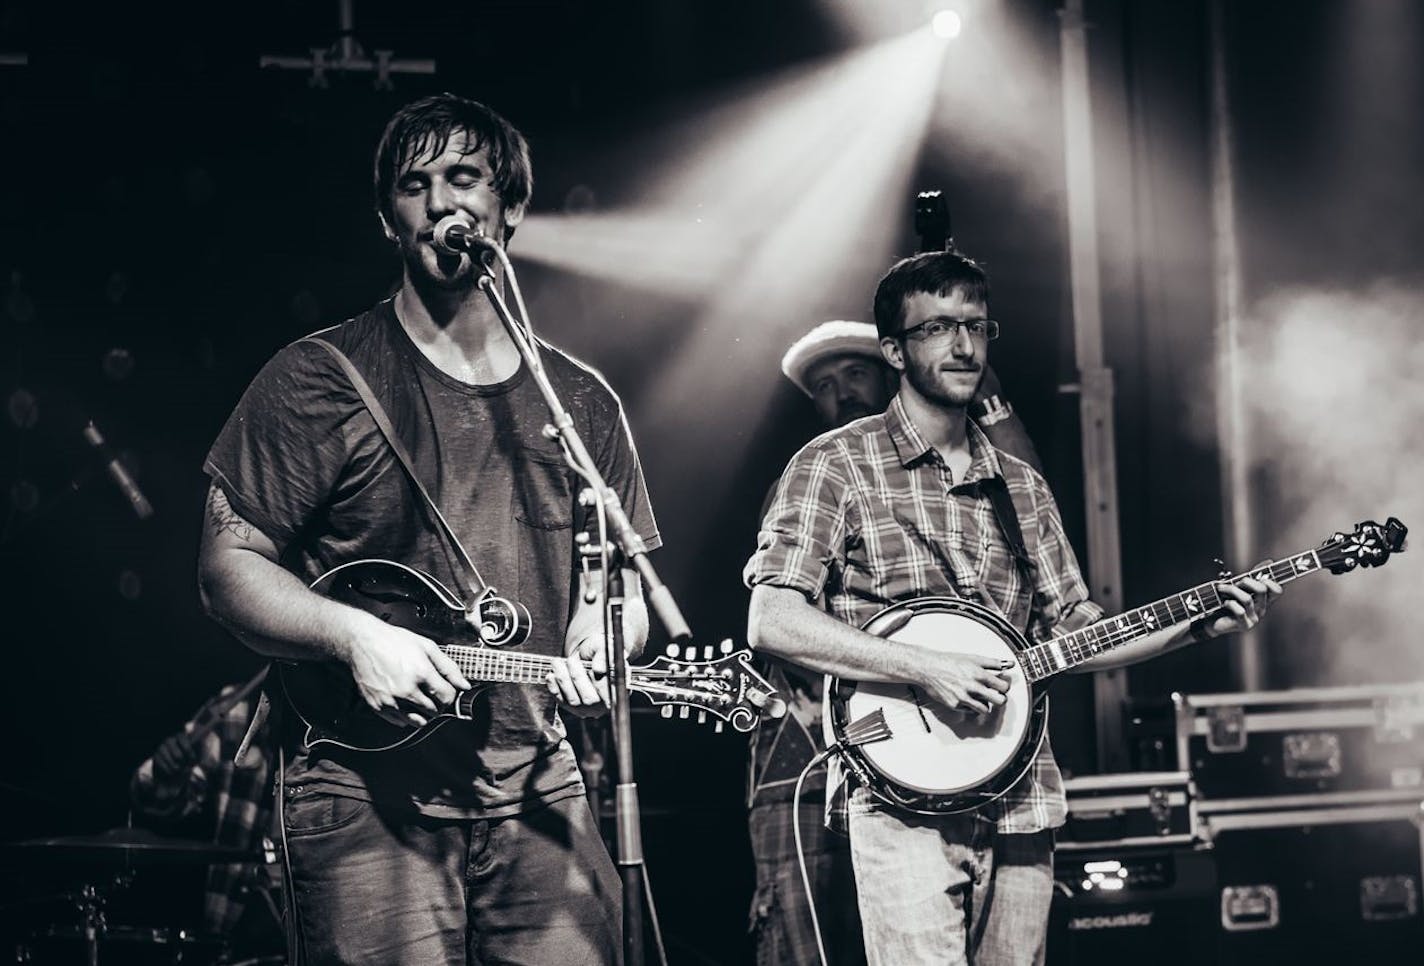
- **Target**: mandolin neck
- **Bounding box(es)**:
[440,643,649,692]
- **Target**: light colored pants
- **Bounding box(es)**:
[846,789,1053,966]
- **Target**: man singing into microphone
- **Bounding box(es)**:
[198,93,659,964]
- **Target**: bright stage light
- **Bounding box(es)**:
[515,30,948,306]
[508,29,952,589]
[514,29,950,588]
[932,9,963,39]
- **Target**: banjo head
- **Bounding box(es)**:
[830,596,1047,814]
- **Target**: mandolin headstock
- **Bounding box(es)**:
[630,640,783,733]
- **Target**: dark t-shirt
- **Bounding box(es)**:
[204,299,660,817]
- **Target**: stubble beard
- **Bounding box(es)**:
[406,244,479,294]
[905,355,984,411]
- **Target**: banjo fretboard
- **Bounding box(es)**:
[1017,552,1326,683]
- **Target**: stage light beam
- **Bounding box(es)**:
[635,29,950,584]
[504,28,952,589]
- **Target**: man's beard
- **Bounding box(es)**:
[904,355,983,409]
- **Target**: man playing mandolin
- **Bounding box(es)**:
[197,93,659,964]
[744,249,1280,966]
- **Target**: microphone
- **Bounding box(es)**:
[83,421,154,519]
[432,215,500,257]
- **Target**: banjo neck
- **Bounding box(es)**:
[1017,551,1327,684]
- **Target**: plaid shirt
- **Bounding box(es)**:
[743,394,1103,834]
[130,671,275,935]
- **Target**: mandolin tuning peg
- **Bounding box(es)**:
[720,639,733,654]
[666,643,681,658]
[703,645,714,660]
[661,706,673,718]
[714,720,724,734]
[697,710,707,724]
[679,706,690,719]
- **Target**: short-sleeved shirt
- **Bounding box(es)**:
[747,484,833,808]
[205,299,660,818]
[743,393,1102,833]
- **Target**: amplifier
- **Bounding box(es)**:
[1048,845,1216,965]
[1050,772,1211,964]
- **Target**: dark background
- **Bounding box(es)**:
[2,1,1421,962]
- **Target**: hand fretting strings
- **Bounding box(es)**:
[1018,551,1323,682]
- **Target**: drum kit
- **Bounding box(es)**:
[1,827,282,965]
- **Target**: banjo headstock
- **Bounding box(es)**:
[1317,517,1408,575]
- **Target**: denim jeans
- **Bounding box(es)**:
[283,789,621,965]
[846,788,1053,966]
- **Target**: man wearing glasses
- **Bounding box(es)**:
[749,315,1054,966]
[744,249,1277,963]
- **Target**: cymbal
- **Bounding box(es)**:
[2,827,259,865]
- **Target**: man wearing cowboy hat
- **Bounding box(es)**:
[781,320,899,431]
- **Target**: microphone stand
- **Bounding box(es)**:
[473,246,684,966]
[599,541,665,966]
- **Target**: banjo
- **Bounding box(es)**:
[827,517,1407,815]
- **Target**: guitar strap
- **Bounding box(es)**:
[982,475,1037,636]
[299,336,489,603]
[236,337,495,773]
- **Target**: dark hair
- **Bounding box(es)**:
[872,250,990,339]
[373,93,533,237]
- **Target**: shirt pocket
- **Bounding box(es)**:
[513,450,575,531]
[855,493,945,599]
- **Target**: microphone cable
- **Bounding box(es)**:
[792,704,891,966]
[792,745,840,966]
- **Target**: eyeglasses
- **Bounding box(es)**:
[897,318,1000,342]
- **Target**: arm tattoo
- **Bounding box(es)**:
[207,486,255,541]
